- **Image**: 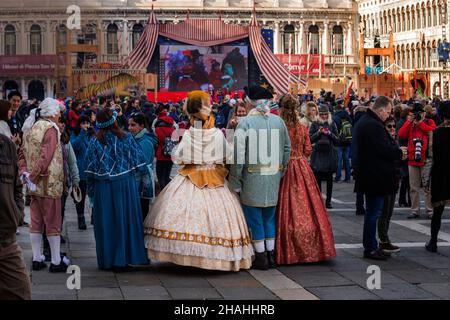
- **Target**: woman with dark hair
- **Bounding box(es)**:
[128,112,157,220]
[275,95,336,265]
[0,100,13,139]
[70,115,94,229]
[85,108,149,270]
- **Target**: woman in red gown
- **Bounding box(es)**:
[275,95,336,265]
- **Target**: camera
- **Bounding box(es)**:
[413,138,423,162]
[413,112,422,122]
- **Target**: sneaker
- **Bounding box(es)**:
[334,179,343,184]
[60,235,66,244]
[425,242,438,253]
[363,249,388,261]
[344,179,351,183]
[32,255,48,271]
[379,242,401,253]
[326,203,333,209]
[49,256,71,273]
[252,252,269,270]
[407,213,420,219]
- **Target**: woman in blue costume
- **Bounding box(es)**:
[85,108,149,271]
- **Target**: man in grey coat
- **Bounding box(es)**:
[229,86,291,270]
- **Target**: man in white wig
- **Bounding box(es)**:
[19,98,70,273]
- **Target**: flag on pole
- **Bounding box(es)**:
[288,33,292,92]
[306,32,311,80]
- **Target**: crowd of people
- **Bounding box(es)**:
[1,85,449,300]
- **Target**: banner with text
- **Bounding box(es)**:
[275,54,325,76]
[0,55,65,76]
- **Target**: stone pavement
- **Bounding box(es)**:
[17,181,450,300]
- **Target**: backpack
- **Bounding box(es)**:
[163,136,177,157]
[339,119,353,144]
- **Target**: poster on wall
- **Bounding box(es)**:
[159,45,248,92]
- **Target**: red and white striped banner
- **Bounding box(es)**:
[126,8,306,92]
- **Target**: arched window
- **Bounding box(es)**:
[332,25,344,55]
[283,24,295,54]
[308,25,319,54]
[57,24,67,46]
[107,24,119,55]
[406,45,410,69]
[132,24,144,50]
[30,24,42,55]
[4,24,16,55]
[428,4,432,27]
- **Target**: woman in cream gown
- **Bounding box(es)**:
[144,91,253,271]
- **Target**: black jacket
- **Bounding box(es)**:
[309,119,339,173]
[431,124,450,205]
[0,134,24,244]
[352,109,403,196]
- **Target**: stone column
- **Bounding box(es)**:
[414,9,418,29]
[322,22,329,55]
[273,21,280,54]
[298,21,304,54]
[424,6,429,28]
[21,78,27,99]
[46,77,52,98]
[20,21,27,54]
[0,24,4,56]
[347,22,354,57]
[44,21,53,54]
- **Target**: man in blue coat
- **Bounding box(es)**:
[229,86,291,270]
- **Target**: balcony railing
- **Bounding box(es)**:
[324,55,356,64]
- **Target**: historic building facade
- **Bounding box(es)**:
[358,0,450,98]
[0,0,359,99]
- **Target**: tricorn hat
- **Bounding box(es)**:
[248,85,273,100]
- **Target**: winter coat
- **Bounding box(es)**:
[352,109,403,196]
[430,123,450,206]
[0,134,24,244]
[155,116,175,161]
[398,119,436,167]
[229,111,291,208]
[309,116,339,173]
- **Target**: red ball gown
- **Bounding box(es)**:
[275,124,336,264]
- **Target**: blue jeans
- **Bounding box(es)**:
[241,205,276,241]
[336,146,351,181]
[363,195,385,255]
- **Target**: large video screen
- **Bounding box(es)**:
[159,45,248,92]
